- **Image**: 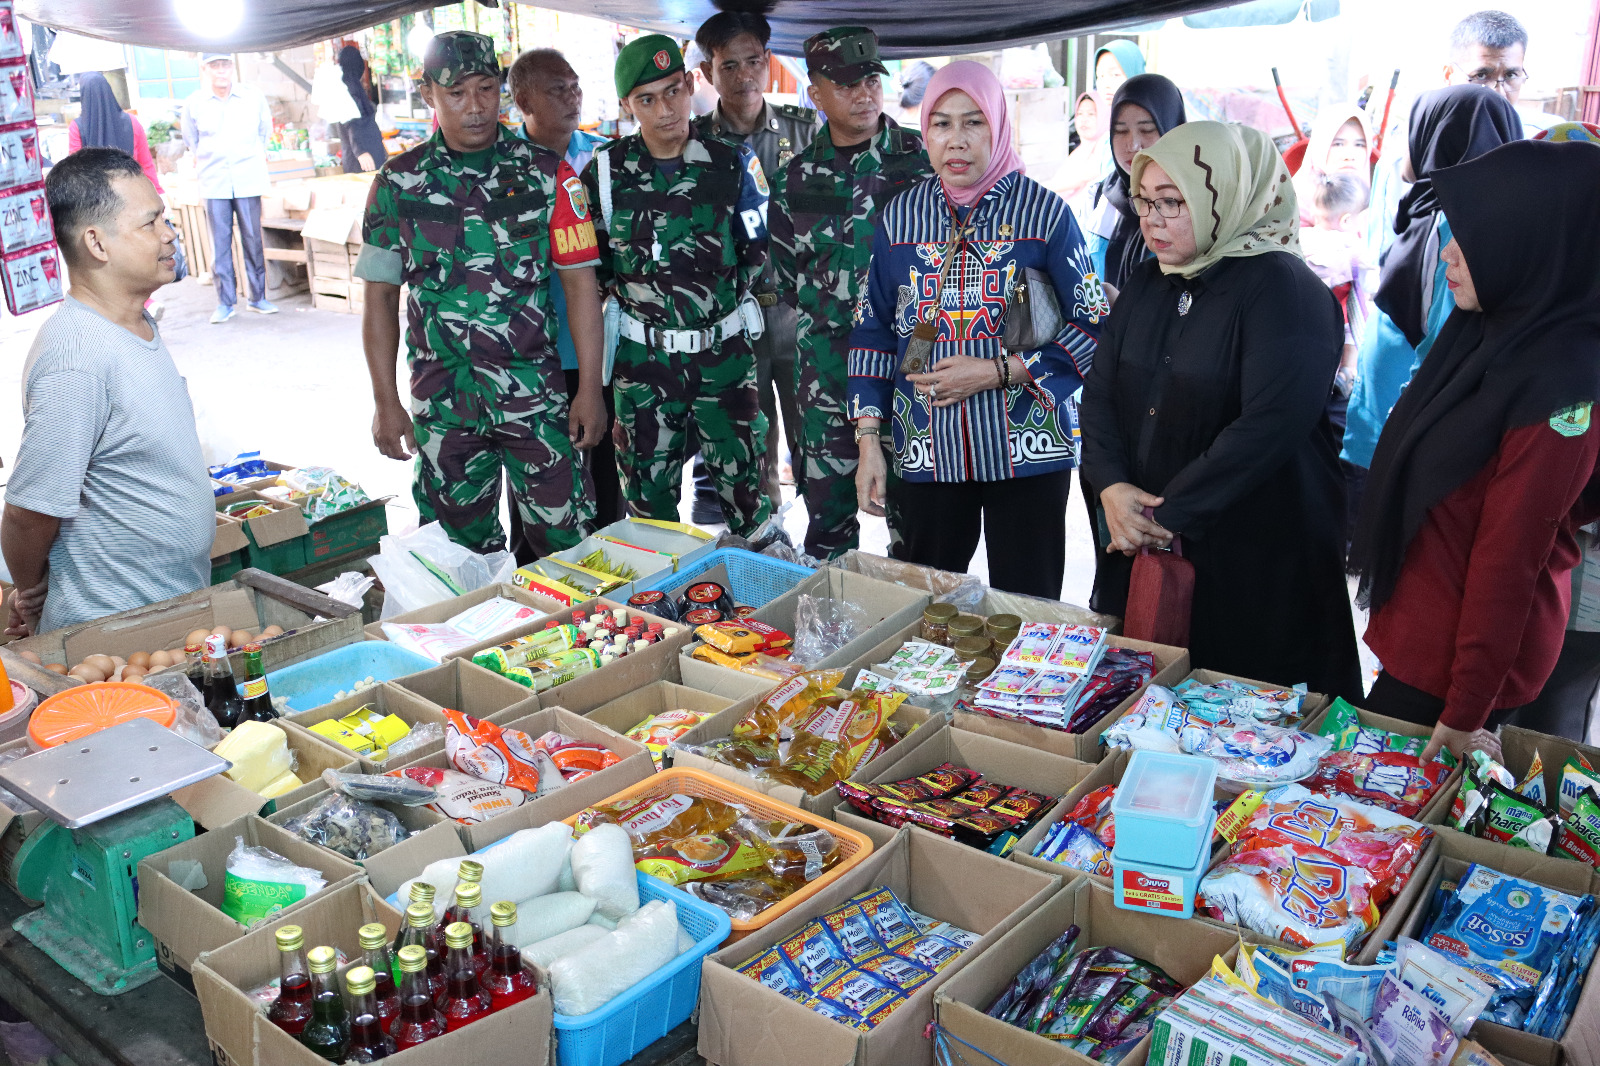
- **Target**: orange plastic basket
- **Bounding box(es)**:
[563,766,874,941]
[28,682,177,749]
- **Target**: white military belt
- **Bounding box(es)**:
[615,294,765,354]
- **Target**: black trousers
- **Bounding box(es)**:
[888,469,1072,599]
[1507,629,1600,743]
[506,373,623,567]
[1365,670,1517,733]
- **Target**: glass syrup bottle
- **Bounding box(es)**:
[391,945,446,1051]
[342,966,395,1062]
[391,882,438,971]
[398,901,446,1004]
[298,946,348,1062]
[266,924,312,1035]
[438,921,492,1032]
[441,881,489,977]
[482,901,537,1012]
[357,922,400,1034]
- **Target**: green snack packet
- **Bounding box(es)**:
[1319,697,1431,757]
[1479,778,1556,853]
[1559,754,1600,815]
[1553,787,1600,867]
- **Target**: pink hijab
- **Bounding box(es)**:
[920,60,1025,207]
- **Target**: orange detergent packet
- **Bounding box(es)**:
[443,707,547,794]
[532,731,621,781]
[736,670,847,742]
[574,791,744,848]
[696,619,794,656]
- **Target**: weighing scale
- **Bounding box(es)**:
[0,718,231,994]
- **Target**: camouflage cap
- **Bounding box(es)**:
[803,26,889,86]
[615,34,684,99]
[423,31,502,87]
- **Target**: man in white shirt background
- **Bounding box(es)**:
[181,53,278,324]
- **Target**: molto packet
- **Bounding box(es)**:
[817,968,904,1021]
[893,933,965,973]
[2,241,61,315]
[0,182,48,254]
[822,903,887,964]
[849,887,920,948]
[737,947,809,996]
[856,952,935,994]
[1479,779,1556,853]
[781,920,852,989]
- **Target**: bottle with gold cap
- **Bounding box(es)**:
[298,945,349,1061]
[442,881,488,976]
[342,965,395,1062]
[266,924,313,1035]
[391,881,439,963]
[397,901,445,1003]
[456,859,484,885]
[391,945,445,1050]
[439,921,491,1031]
[482,901,536,1011]
[357,922,400,1034]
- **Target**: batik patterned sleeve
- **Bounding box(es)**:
[1036,200,1102,386]
[846,219,898,421]
[549,159,600,270]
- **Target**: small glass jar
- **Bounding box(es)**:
[920,602,958,646]
[985,613,1021,657]
[952,636,992,662]
[948,614,987,642]
[956,657,998,709]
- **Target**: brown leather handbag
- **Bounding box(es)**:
[1123,509,1193,648]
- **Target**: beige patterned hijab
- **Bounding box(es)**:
[1129,121,1301,279]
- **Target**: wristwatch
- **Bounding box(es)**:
[853,425,881,444]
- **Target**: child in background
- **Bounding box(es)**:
[1301,171,1376,398]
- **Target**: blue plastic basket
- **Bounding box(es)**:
[552,873,731,1066]
[266,640,437,714]
[633,547,813,610]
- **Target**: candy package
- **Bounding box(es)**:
[1304,748,1453,819]
[385,765,525,824]
[443,708,561,796]
[1422,864,1593,1028]
[1199,839,1380,954]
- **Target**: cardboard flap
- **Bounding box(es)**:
[359,818,467,899]
[172,774,268,829]
[212,513,249,558]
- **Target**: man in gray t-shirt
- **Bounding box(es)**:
[3,148,213,637]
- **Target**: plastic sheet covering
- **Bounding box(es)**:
[15,0,1243,64]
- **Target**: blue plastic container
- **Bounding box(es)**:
[552,873,730,1066]
[633,547,813,610]
[266,640,437,714]
[1112,810,1215,918]
[1109,750,1218,868]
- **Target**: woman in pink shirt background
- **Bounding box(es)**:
[67,72,162,192]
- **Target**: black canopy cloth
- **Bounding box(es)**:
[16,0,1241,56]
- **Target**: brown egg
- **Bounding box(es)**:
[147,650,173,669]
[68,664,105,683]
[83,654,117,677]
[187,628,212,648]
[259,625,284,639]
[44,663,68,674]
[227,630,253,649]
[127,651,151,670]
[210,625,233,642]
[17,650,41,664]
[120,666,146,682]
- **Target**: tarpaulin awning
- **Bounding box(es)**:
[15,0,1244,57]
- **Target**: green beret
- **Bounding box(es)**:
[615,34,684,99]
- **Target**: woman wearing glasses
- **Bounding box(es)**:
[1079,121,1361,697]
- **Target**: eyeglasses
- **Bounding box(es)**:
[1131,195,1187,218]
[1462,68,1528,89]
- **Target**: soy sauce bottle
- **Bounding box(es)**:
[201,633,242,729]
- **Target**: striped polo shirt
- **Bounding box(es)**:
[10,297,214,633]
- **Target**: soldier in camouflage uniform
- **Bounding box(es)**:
[769,27,932,558]
[582,35,772,537]
[355,32,608,557]
[693,10,819,508]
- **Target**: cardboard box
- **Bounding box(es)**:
[1301,697,1465,825]
[1397,826,1599,1066]
[175,720,360,829]
[8,569,362,674]
[191,880,403,1066]
[669,693,944,818]
[444,597,686,670]
[360,818,470,902]
[832,553,1116,628]
[538,631,773,716]
[212,512,249,560]
[282,682,450,771]
[216,490,310,549]
[137,813,363,988]
[362,583,567,643]
[698,826,1061,1066]
[391,657,538,724]
[582,679,740,739]
[833,724,1096,855]
[935,878,1241,1066]
[437,705,655,851]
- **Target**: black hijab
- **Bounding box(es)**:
[1353,140,1600,612]
[1101,74,1187,291]
[1373,85,1520,348]
[77,72,134,155]
[338,45,375,120]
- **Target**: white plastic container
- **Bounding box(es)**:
[1109,750,1217,868]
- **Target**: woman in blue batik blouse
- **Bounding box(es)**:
[848,61,1103,598]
